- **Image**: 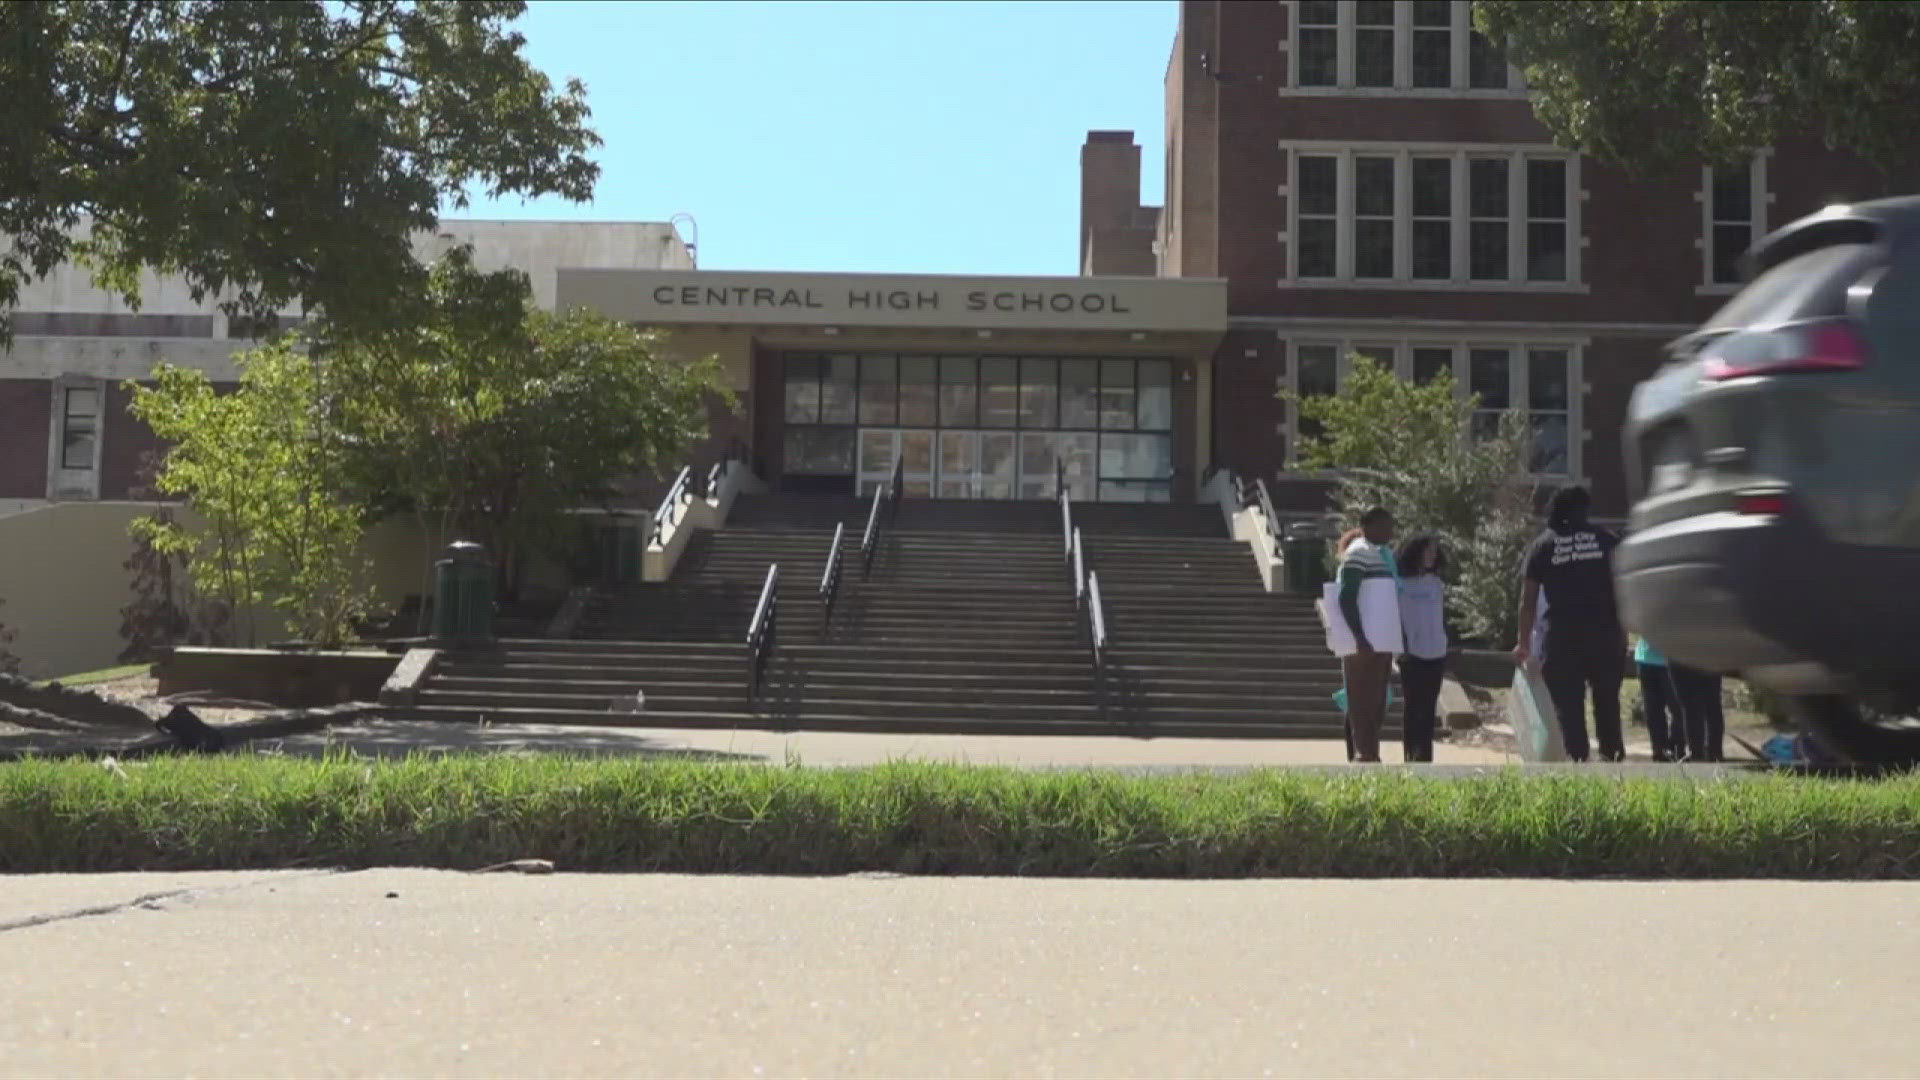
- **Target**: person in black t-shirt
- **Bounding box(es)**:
[1513,485,1628,762]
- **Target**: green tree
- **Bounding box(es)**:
[1284,355,1541,646]
[321,248,730,600]
[1475,0,1920,174]
[128,340,376,648]
[0,0,599,342]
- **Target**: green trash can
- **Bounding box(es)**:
[1280,522,1328,596]
[432,541,495,644]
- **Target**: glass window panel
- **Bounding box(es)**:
[64,387,99,417]
[1530,414,1570,475]
[978,432,1016,500]
[1469,159,1508,217]
[979,358,1019,428]
[1099,359,1137,430]
[1413,347,1454,385]
[1469,348,1512,409]
[62,426,96,470]
[1712,162,1753,222]
[1298,0,1338,23]
[1059,359,1100,428]
[1412,158,1451,217]
[1354,220,1394,279]
[1296,155,1338,216]
[1296,345,1338,397]
[1099,481,1148,504]
[1469,31,1508,89]
[821,355,857,424]
[858,355,897,425]
[785,428,855,475]
[1058,433,1097,502]
[1413,29,1452,89]
[1527,222,1568,282]
[784,356,822,423]
[859,430,896,474]
[1526,159,1567,220]
[1354,345,1395,373]
[899,430,934,476]
[1019,357,1058,428]
[1354,0,1393,25]
[1412,220,1450,280]
[1298,28,1337,87]
[1712,223,1750,285]
[1527,349,1570,410]
[1099,433,1173,481]
[1019,433,1059,499]
[1413,0,1452,26]
[1297,219,1337,278]
[939,356,978,427]
[1470,221,1509,281]
[1355,28,1394,87]
[1354,156,1395,217]
[1136,360,1173,431]
[898,356,938,426]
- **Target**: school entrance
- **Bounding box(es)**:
[781,352,1176,502]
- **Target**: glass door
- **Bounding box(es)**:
[978,432,1017,500]
[858,429,934,496]
[938,431,979,499]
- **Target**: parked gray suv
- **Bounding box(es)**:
[1617,196,1920,764]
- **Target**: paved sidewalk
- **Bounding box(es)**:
[2,871,1912,1077]
[263,719,1516,767]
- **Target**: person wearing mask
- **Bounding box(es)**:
[1395,534,1448,763]
[1513,485,1628,763]
[1635,637,1683,762]
[1334,508,1399,763]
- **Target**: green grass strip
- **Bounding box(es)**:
[2,754,1918,878]
[34,664,148,688]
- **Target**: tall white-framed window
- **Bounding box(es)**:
[46,374,106,500]
[1283,336,1584,479]
[1701,154,1769,290]
[1285,144,1583,289]
[1284,1,1524,95]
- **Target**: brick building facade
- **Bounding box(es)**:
[1081,0,1916,516]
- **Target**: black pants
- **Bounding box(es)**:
[1398,655,1445,763]
[1670,665,1725,762]
[1638,662,1682,758]
[1542,628,1625,762]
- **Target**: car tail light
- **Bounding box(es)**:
[1734,490,1792,516]
[1700,319,1871,380]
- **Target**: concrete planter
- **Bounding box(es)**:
[153,647,402,708]
[1448,648,1518,691]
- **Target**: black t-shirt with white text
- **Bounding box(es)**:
[1523,525,1622,636]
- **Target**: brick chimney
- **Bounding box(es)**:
[1079,131,1160,276]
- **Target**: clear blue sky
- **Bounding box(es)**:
[465,0,1176,276]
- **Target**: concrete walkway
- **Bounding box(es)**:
[265,719,1517,767]
[2,871,1912,1077]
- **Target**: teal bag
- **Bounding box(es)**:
[1333,684,1398,713]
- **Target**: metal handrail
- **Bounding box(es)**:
[746,563,779,700]
[647,465,693,548]
[1086,569,1108,708]
[1058,485,1073,561]
[1071,526,1085,608]
[1252,477,1284,547]
[818,522,845,633]
[861,452,903,577]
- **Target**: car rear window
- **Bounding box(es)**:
[1704,242,1883,331]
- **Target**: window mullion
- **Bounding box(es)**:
[1450,0,1469,90]
[1507,155,1524,283]
[1337,151,1355,280]
[1394,0,1413,89]
[1337,1,1354,87]
[1450,152,1467,282]
[1395,150,1412,281]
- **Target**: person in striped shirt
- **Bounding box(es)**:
[1335,507,1399,763]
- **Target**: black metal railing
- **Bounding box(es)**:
[818,521,845,633]
[746,563,779,701]
[647,465,693,548]
[860,452,904,577]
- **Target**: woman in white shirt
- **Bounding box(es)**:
[1395,535,1448,763]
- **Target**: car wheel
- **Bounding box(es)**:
[1786,694,1920,767]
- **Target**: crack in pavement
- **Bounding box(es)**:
[0,870,351,936]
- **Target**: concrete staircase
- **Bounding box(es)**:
[398,494,1392,738]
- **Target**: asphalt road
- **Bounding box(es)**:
[2,872,1914,1078]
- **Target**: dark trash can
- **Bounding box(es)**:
[432,541,495,644]
[1280,521,1328,596]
